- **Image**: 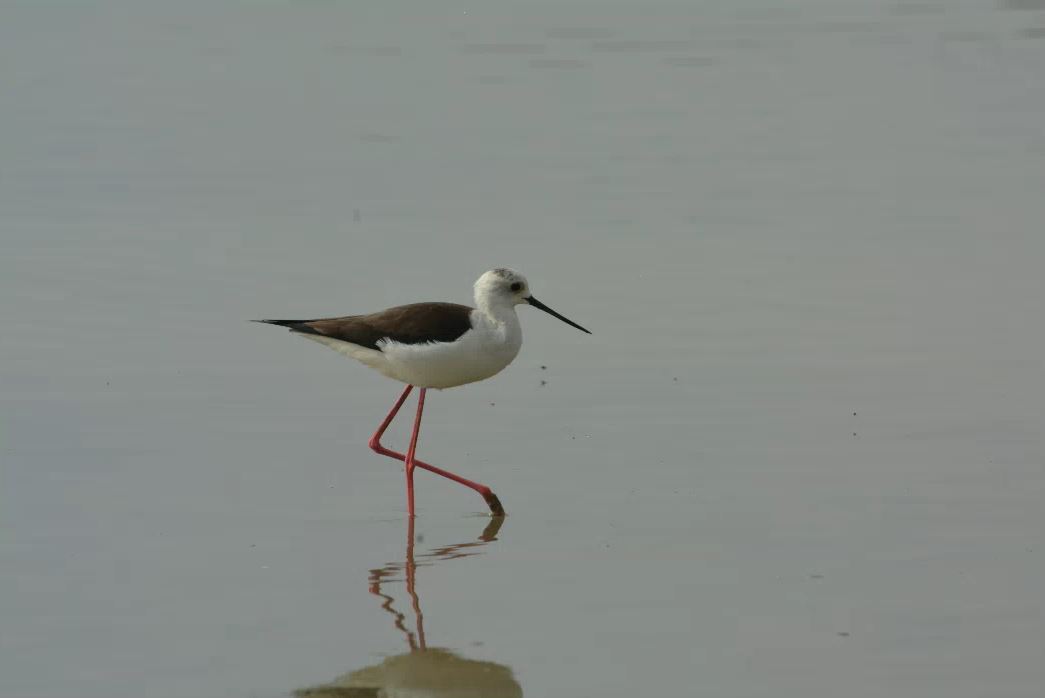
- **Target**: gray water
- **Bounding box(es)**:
[2,1,1044,697]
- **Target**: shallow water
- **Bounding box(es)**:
[2,1,1044,696]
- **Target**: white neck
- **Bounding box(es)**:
[473,294,521,347]
[475,294,516,322]
[466,290,524,370]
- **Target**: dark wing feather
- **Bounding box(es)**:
[256,302,474,351]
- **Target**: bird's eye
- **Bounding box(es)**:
[510,282,522,292]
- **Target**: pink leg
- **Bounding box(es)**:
[402,388,427,516]
[368,384,414,450]
[368,385,505,516]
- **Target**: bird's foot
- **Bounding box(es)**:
[483,491,506,517]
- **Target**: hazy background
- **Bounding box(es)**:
[2,1,1043,697]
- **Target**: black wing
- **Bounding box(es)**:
[256,302,474,351]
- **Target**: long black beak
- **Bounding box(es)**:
[525,296,592,334]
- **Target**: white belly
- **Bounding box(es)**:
[302,324,522,389]
[378,327,521,389]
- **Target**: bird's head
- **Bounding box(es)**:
[474,268,591,334]
[474,268,531,307]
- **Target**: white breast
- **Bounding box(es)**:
[379,311,522,389]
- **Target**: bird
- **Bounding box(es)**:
[256,268,590,517]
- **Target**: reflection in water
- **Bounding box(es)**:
[295,518,520,698]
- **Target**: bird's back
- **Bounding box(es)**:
[259,302,474,350]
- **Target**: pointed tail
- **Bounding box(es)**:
[253,319,304,328]
[252,319,324,337]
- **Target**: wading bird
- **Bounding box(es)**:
[257,268,590,517]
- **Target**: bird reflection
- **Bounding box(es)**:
[295,517,521,698]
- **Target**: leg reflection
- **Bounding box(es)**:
[369,515,505,651]
[296,516,518,698]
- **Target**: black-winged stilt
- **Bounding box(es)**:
[256,268,590,517]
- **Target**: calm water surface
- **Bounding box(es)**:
[2,1,1043,697]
